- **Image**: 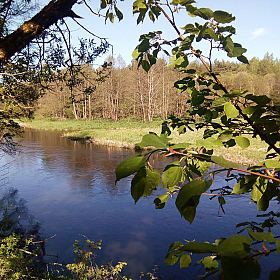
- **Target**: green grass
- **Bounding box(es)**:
[21,118,268,165]
[20,118,163,131]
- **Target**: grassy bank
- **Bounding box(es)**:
[21,118,268,165]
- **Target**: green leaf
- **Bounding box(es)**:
[232,176,255,194]
[151,5,161,18]
[251,177,268,202]
[197,137,223,149]
[196,22,208,42]
[181,23,199,34]
[213,10,235,23]
[148,10,155,22]
[108,12,114,23]
[194,8,213,20]
[101,0,107,9]
[169,54,188,68]
[162,161,184,189]
[136,10,147,24]
[132,48,141,59]
[242,106,257,115]
[180,254,192,268]
[206,28,218,41]
[257,195,270,212]
[238,55,249,64]
[265,159,280,169]
[154,193,169,209]
[251,177,269,211]
[137,133,168,148]
[246,229,275,243]
[189,158,211,177]
[212,97,230,107]
[169,241,182,251]
[114,6,123,21]
[276,239,280,253]
[223,36,234,55]
[224,91,247,97]
[133,0,147,11]
[131,166,160,203]
[218,196,226,205]
[175,180,212,224]
[169,143,191,150]
[141,59,151,72]
[115,155,146,182]
[138,39,150,52]
[235,136,250,149]
[165,251,179,266]
[228,45,247,57]
[180,35,195,50]
[224,102,239,119]
[218,130,233,142]
[197,256,219,271]
[245,94,271,105]
[219,235,252,258]
[181,241,219,254]
[211,155,241,168]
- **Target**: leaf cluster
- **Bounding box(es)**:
[115,1,280,278]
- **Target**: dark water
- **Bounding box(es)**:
[0,129,279,279]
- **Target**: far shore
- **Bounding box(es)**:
[20,118,268,165]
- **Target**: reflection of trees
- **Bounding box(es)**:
[0,188,41,238]
[21,129,138,194]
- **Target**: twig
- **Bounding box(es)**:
[166,149,280,183]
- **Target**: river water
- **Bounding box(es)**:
[0,129,279,279]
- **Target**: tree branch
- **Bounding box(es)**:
[152,1,280,156]
[0,0,80,64]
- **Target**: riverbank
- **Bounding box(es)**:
[20,118,268,165]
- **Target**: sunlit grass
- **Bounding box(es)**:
[20,118,162,131]
[21,118,268,165]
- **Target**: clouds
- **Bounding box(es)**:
[250,28,268,40]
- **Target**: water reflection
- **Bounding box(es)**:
[0,188,41,238]
[0,128,279,279]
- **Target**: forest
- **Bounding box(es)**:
[36,53,280,122]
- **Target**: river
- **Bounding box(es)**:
[0,129,279,279]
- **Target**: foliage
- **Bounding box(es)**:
[0,234,37,280]
[113,0,280,279]
[0,0,111,151]
[0,233,132,280]
[66,237,128,280]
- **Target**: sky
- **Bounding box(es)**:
[40,0,280,66]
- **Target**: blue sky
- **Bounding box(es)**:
[41,0,280,66]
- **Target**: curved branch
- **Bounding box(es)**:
[0,0,79,64]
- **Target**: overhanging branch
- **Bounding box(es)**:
[0,0,80,64]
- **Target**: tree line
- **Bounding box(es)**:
[36,52,280,122]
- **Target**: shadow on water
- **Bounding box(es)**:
[0,128,279,279]
[0,187,41,238]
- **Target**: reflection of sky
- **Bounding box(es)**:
[1,129,280,279]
